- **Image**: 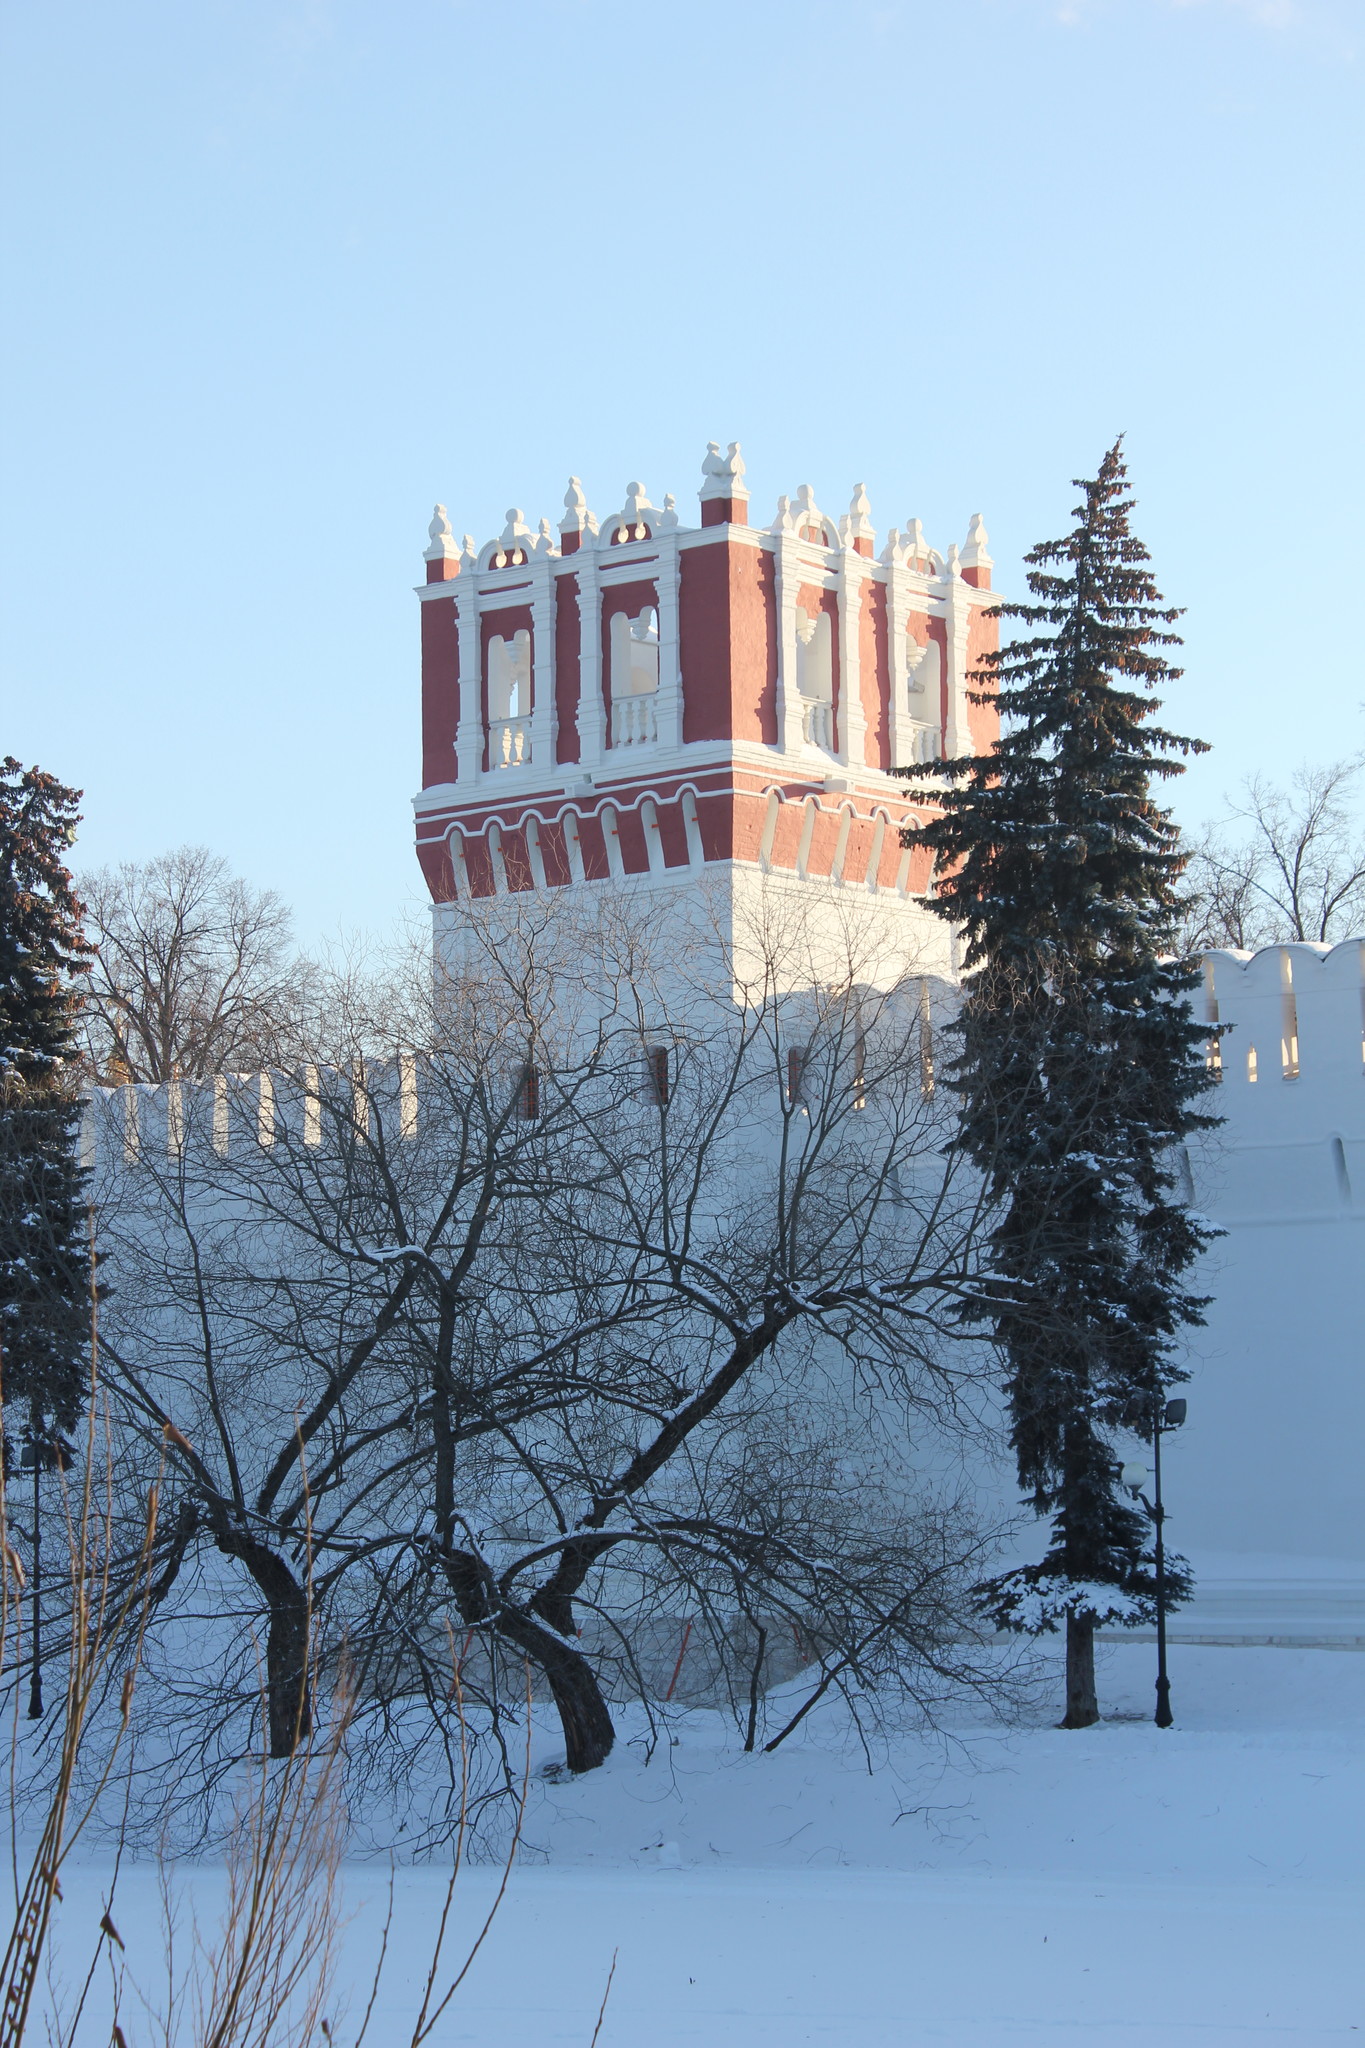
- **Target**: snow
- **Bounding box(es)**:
[38,1643,1365,2045]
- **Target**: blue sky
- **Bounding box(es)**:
[3,0,1361,942]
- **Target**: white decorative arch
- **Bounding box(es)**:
[601,482,681,547]
[477,508,559,572]
[771,483,839,550]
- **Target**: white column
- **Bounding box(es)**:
[835,553,867,769]
[942,549,975,759]
[529,559,556,772]
[455,580,483,785]
[885,563,911,770]
[576,545,605,769]
[654,532,682,750]
[774,536,805,756]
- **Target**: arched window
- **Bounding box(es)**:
[795,608,834,751]
[905,636,942,763]
[487,631,531,721]
[610,608,660,747]
[487,631,532,769]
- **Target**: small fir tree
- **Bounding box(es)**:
[897,443,1220,1727]
[0,758,93,1460]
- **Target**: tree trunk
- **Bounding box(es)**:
[212,1523,313,1757]
[497,1607,615,1774]
[1061,1614,1098,1728]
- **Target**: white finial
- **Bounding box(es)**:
[622,481,654,519]
[535,517,558,555]
[699,439,748,500]
[961,512,993,574]
[770,493,797,535]
[500,508,532,545]
[424,503,458,562]
[840,482,875,551]
[946,542,961,579]
[561,477,598,536]
[658,493,679,531]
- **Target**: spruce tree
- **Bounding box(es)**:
[898,443,1220,1727]
[0,758,93,1461]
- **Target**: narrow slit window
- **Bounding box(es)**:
[167,1080,184,1159]
[515,1065,541,1121]
[258,1073,276,1148]
[304,1066,322,1146]
[786,1046,807,1108]
[918,982,935,1098]
[646,1046,670,1107]
[123,1085,140,1162]
[1247,1045,1258,1084]
[1281,994,1300,1079]
[400,1054,419,1140]
[852,1027,867,1110]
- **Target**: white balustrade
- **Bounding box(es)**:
[611,693,658,748]
[489,716,531,769]
[801,700,834,752]
[904,720,941,764]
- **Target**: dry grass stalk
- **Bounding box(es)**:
[0,1297,161,2048]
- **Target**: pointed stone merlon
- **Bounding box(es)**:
[839,483,875,559]
[559,476,598,556]
[699,441,748,527]
[424,503,460,583]
[960,513,992,590]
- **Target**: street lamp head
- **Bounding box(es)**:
[1120,1462,1149,1497]
[1163,1398,1188,1428]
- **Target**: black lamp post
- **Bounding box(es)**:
[1121,1395,1187,1730]
[19,1429,74,1721]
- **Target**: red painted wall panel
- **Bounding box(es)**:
[555,576,581,764]
[681,544,732,742]
[420,595,460,790]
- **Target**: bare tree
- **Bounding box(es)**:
[77,847,306,1083]
[1183,758,1365,950]
[86,885,1013,1823]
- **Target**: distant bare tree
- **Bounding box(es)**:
[77,847,307,1083]
[1183,758,1365,950]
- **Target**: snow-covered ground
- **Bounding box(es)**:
[43,1643,1365,2045]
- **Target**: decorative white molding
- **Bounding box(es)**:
[575,547,605,769]
[655,531,682,750]
[455,585,483,787]
[529,559,557,780]
[942,549,975,759]
[835,551,867,769]
[773,534,807,757]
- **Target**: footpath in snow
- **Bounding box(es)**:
[44,1642,1365,2046]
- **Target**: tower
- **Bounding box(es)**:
[414,443,999,984]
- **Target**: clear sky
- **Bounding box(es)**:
[3,0,1362,944]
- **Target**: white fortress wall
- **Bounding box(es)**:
[1162,940,1365,1644]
